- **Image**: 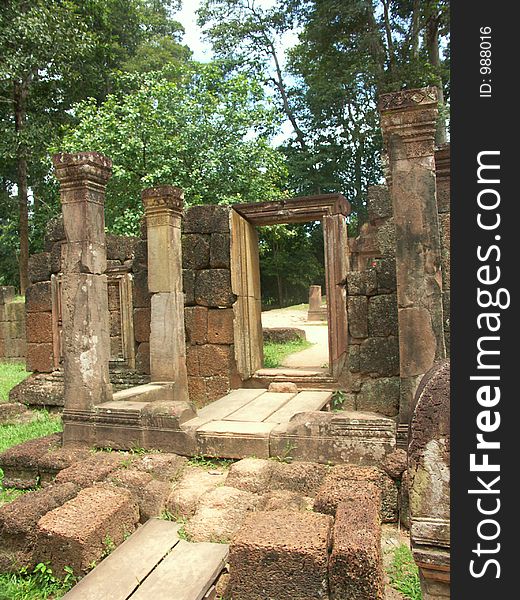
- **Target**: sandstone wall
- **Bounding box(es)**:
[0,287,26,363]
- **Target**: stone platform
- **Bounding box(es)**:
[63,386,396,465]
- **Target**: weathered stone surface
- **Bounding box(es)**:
[26,282,52,313]
[131,453,188,482]
[49,241,63,273]
[182,234,211,270]
[346,270,377,296]
[0,482,79,572]
[210,233,231,268]
[348,344,360,373]
[228,510,333,600]
[183,205,230,234]
[167,467,227,517]
[347,296,368,338]
[269,461,329,496]
[382,449,407,480]
[54,453,126,488]
[262,327,305,343]
[225,458,274,494]
[367,185,392,221]
[141,401,196,431]
[0,402,27,424]
[356,377,400,417]
[375,257,397,292]
[261,490,311,512]
[35,485,139,574]
[43,216,65,251]
[182,269,195,306]
[106,235,138,262]
[268,381,298,394]
[270,411,396,467]
[26,343,54,373]
[194,269,235,307]
[133,239,148,271]
[359,337,399,377]
[368,294,398,337]
[185,306,208,345]
[136,342,150,374]
[188,344,234,377]
[109,469,171,522]
[133,270,151,308]
[37,447,92,484]
[329,491,385,600]
[0,434,61,489]
[313,464,397,523]
[28,253,52,285]
[133,307,151,343]
[186,486,262,543]
[207,308,234,344]
[376,219,396,258]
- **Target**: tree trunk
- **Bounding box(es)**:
[426,13,447,145]
[14,81,29,295]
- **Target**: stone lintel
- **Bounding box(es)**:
[142,186,184,220]
[52,152,112,192]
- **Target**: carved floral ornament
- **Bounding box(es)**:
[52,152,113,190]
[142,186,184,216]
[378,86,438,112]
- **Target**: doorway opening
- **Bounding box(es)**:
[231,194,350,384]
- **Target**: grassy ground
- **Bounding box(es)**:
[387,544,422,599]
[0,564,75,600]
[0,362,30,402]
[263,338,312,368]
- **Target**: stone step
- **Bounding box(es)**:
[62,519,181,600]
[130,539,229,600]
[225,391,296,422]
[265,391,332,423]
[196,420,277,459]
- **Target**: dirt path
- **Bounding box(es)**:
[261,307,329,369]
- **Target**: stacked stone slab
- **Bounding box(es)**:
[0,286,26,363]
[345,185,400,417]
[409,360,450,599]
[182,205,239,407]
[379,87,446,444]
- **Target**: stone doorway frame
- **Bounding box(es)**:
[231,194,351,383]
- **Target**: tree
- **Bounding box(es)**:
[0,0,92,293]
[59,65,288,232]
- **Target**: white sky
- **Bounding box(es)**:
[176,0,298,145]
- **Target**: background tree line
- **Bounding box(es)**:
[0,0,449,307]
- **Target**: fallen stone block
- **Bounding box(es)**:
[0,403,27,424]
[54,452,127,488]
[0,434,61,489]
[228,510,333,600]
[381,449,407,480]
[261,490,311,512]
[35,485,139,575]
[108,468,171,522]
[269,461,329,496]
[185,486,262,543]
[131,453,188,482]
[0,482,78,572]
[225,458,274,493]
[166,467,227,518]
[329,491,385,600]
[37,446,92,485]
[313,464,398,523]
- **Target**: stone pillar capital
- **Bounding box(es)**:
[379,87,438,159]
[52,152,112,195]
[142,186,184,220]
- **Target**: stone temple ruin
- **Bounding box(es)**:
[1,87,451,599]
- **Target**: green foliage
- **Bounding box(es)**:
[263,338,312,369]
[259,222,324,308]
[388,544,422,600]
[0,361,30,402]
[0,411,62,455]
[0,563,76,600]
[331,390,347,412]
[59,65,287,232]
[187,455,234,470]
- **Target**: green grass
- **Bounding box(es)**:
[387,544,422,600]
[0,563,76,600]
[0,362,30,402]
[263,338,312,368]
[0,411,62,455]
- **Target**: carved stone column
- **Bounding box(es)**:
[52,153,113,437]
[409,361,450,599]
[142,185,188,401]
[379,88,446,443]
